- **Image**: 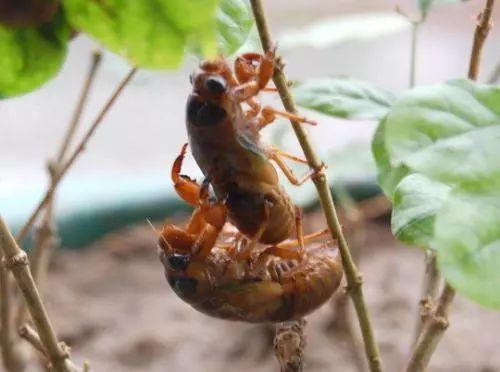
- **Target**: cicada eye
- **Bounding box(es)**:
[166,253,190,271]
[205,76,227,95]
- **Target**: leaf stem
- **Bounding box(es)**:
[0,217,78,372]
[15,67,137,243]
[249,1,383,371]
[409,22,420,88]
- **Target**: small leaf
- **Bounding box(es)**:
[278,13,410,51]
[435,192,500,309]
[418,0,468,18]
[294,78,396,120]
[216,0,253,55]
[392,173,451,247]
[0,11,70,97]
[63,0,219,69]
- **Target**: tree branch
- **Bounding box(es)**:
[406,284,455,372]
[274,320,306,372]
[15,67,137,243]
[0,217,78,372]
[468,0,495,80]
[248,1,382,371]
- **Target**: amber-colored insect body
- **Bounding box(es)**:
[158,146,343,323]
[157,51,343,322]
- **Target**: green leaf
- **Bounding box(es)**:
[216,0,253,55]
[294,78,396,120]
[384,79,500,192]
[0,11,70,97]
[372,118,409,197]
[435,192,500,309]
[373,78,500,308]
[418,0,468,18]
[63,0,219,69]
[278,13,410,51]
[392,173,451,247]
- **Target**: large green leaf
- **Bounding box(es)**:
[384,80,500,192]
[216,0,253,55]
[392,173,450,247]
[418,0,468,18]
[0,11,70,97]
[294,78,396,120]
[373,79,500,308]
[63,0,219,69]
[435,192,500,309]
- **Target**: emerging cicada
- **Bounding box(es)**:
[158,50,343,322]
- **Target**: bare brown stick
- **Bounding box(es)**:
[407,1,494,370]
[413,251,440,340]
[406,284,455,372]
[15,67,137,243]
[1,261,25,372]
[57,50,102,163]
[274,320,306,372]
[249,1,383,371]
[19,324,47,358]
[0,217,78,372]
[468,0,495,80]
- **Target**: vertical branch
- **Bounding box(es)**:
[407,1,494,370]
[1,262,25,372]
[468,0,495,80]
[406,284,455,372]
[409,22,420,88]
[0,217,78,372]
[14,67,137,243]
[413,251,440,340]
[248,1,383,371]
[274,320,306,372]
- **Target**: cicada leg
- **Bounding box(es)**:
[258,105,317,129]
[258,228,331,261]
[161,145,227,260]
[266,147,326,187]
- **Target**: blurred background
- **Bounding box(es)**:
[1,0,500,371]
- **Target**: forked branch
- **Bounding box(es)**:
[0,217,78,372]
[249,1,383,371]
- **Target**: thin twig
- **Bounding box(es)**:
[15,67,137,243]
[1,261,25,372]
[407,1,495,370]
[468,0,495,80]
[19,324,47,358]
[57,50,102,163]
[17,51,103,328]
[249,1,382,371]
[413,251,440,340]
[409,22,420,88]
[0,217,78,372]
[274,320,306,372]
[406,284,455,372]
[487,60,500,83]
